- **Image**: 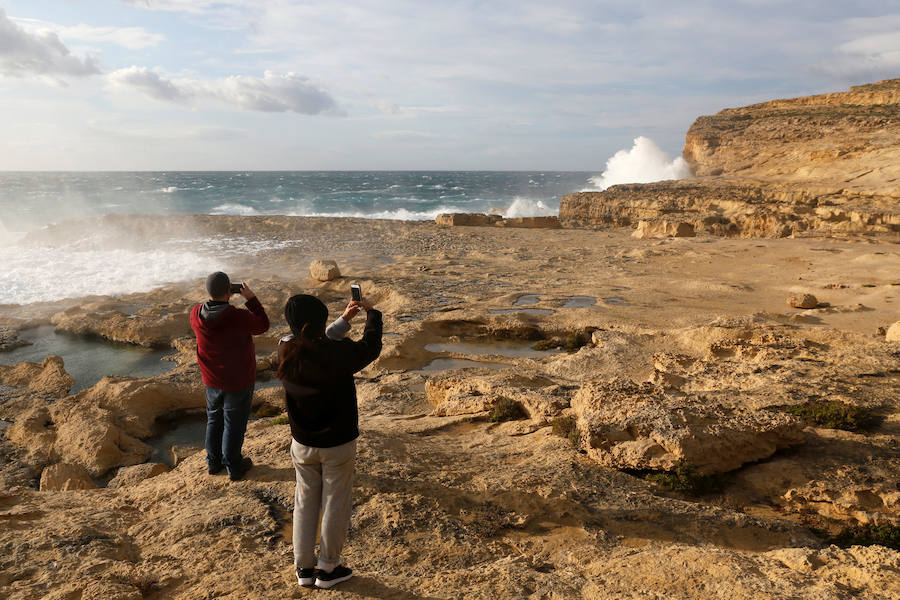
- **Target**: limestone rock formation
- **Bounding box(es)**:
[887,320,900,342]
[436,213,503,226]
[561,79,900,237]
[426,372,568,419]
[0,355,73,397]
[436,213,561,228]
[571,378,804,474]
[52,305,191,347]
[106,463,170,489]
[631,220,695,239]
[39,462,98,491]
[0,327,28,351]
[309,259,341,281]
[496,216,562,229]
[788,293,818,309]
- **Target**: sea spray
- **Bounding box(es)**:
[0,245,221,305]
[587,137,691,191]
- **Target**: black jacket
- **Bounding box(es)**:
[278,309,382,447]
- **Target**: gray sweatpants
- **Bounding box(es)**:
[290,438,357,571]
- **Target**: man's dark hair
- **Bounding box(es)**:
[206,271,231,298]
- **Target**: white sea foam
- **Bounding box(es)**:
[503,197,555,218]
[0,245,222,305]
[586,136,692,191]
[0,219,26,245]
[286,206,467,221]
[155,186,183,193]
[211,203,260,216]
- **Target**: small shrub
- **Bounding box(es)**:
[271,416,289,426]
[776,400,877,431]
[644,461,726,496]
[830,523,900,551]
[550,416,581,447]
[488,397,527,422]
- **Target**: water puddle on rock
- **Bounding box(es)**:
[424,341,561,359]
[562,296,597,309]
[418,358,508,372]
[602,297,629,306]
[488,308,555,316]
[513,294,541,306]
[147,413,207,467]
[0,325,176,393]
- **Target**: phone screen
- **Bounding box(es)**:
[351,285,361,302]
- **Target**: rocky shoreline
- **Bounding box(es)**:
[2,79,900,599]
[1,211,899,599]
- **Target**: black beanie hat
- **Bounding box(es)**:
[284,294,328,339]
[206,271,231,298]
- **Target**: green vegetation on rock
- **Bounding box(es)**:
[488,397,527,422]
[775,400,877,431]
[550,416,580,447]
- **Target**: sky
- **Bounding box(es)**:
[0,0,898,170]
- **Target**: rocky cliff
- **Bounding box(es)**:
[561,79,900,237]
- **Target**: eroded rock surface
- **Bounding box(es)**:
[571,378,804,474]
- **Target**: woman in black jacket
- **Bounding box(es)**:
[277,293,382,589]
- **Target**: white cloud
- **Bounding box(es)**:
[0,9,100,77]
[12,17,165,50]
[108,65,185,101]
[817,13,900,80]
[107,67,342,115]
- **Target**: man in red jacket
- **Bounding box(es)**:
[190,271,270,480]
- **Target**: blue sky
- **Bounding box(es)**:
[1,0,898,170]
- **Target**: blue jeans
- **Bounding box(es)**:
[205,384,254,469]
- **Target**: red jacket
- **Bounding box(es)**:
[190,296,270,391]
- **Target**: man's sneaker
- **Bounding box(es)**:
[227,457,253,481]
[207,462,224,475]
[296,567,317,587]
[315,565,352,589]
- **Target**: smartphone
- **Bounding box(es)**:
[350,284,362,302]
[230,283,243,294]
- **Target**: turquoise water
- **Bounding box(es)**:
[0,326,175,393]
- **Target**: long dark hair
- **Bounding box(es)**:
[277,294,328,381]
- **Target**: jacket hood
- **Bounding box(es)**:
[199,300,230,325]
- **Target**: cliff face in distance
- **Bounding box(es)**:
[561,79,900,237]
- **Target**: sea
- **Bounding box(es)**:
[0,171,595,305]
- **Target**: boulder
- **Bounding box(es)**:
[107,463,170,489]
[309,259,341,281]
[631,220,695,239]
[788,293,819,309]
[435,213,503,227]
[571,378,804,474]
[39,463,98,491]
[0,355,73,397]
[886,321,900,342]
